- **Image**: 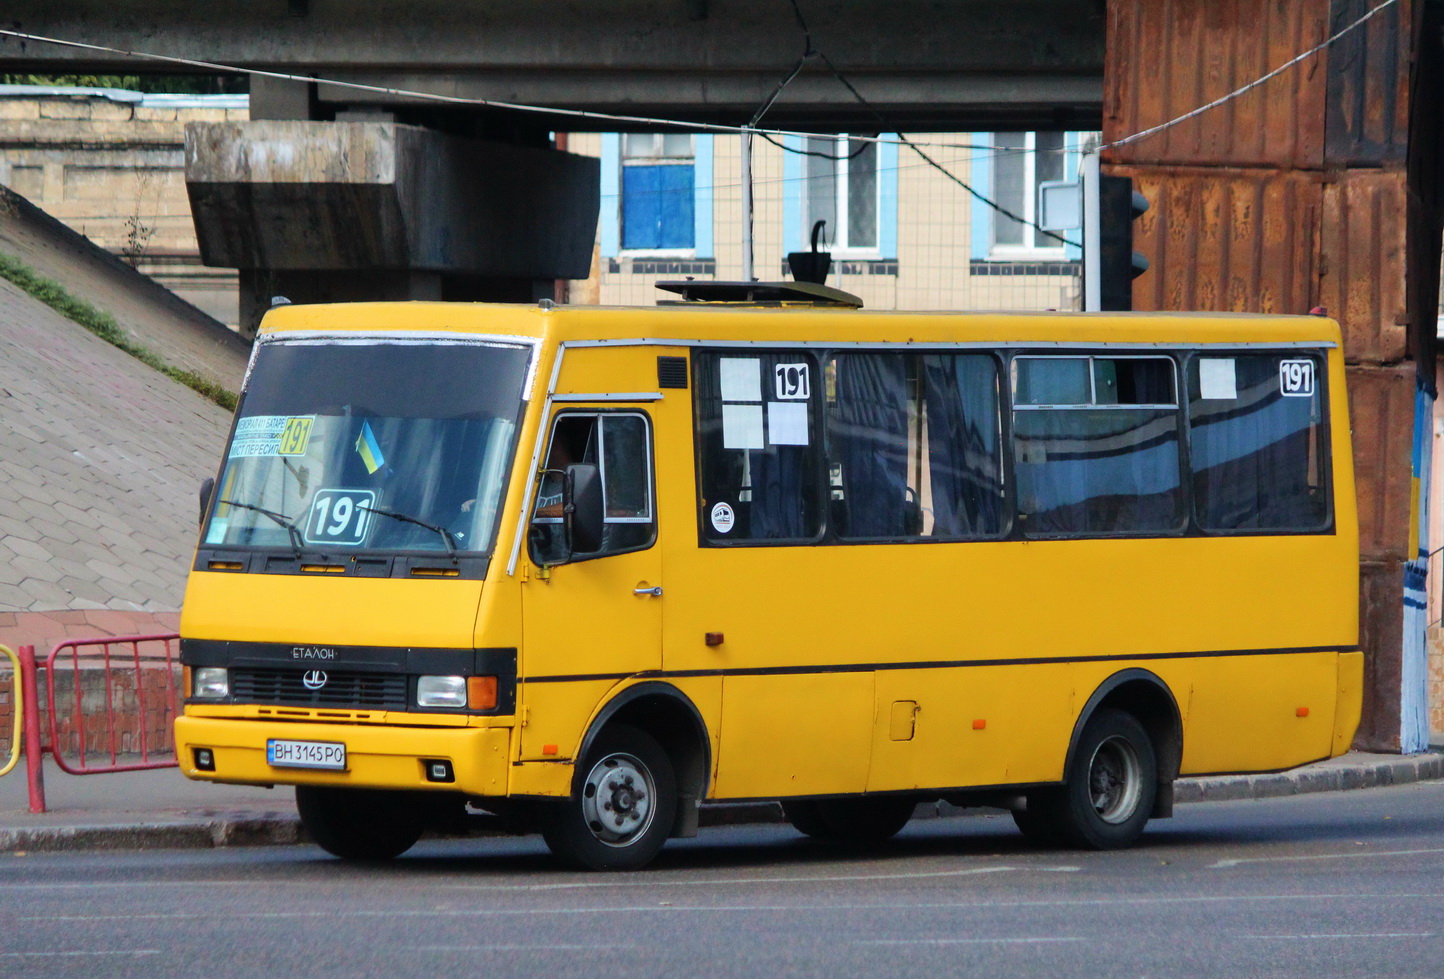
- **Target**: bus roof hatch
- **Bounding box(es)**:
[654,280,864,308]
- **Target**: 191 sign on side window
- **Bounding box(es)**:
[1279,359,1315,397]
[775,363,810,400]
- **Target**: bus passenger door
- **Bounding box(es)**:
[519,409,662,761]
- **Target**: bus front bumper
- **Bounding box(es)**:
[175,715,512,796]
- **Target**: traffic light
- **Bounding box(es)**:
[1098,175,1149,311]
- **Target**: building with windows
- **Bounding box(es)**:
[570,130,1094,313]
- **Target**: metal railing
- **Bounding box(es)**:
[0,634,181,812]
[45,634,182,775]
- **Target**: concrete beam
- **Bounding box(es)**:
[185,120,600,277]
[0,1,1104,130]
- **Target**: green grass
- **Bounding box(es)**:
[0,251,237,411]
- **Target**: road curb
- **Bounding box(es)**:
[1172,750,1444,803]
[0,812,302,854]
[3,751,1440,853]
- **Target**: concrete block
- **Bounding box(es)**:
[187,120,600,278]
[0,101,41,120]
[39,100,93,120]
[1248,774,1297,798]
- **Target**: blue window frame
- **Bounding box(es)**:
[620,133,695,252]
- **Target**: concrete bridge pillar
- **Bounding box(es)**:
[1104,0,1443,750]
[184,110,599,337]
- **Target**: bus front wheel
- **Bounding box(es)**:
[541,724,677,871]
[296,786,427,861]
[1055,708,1157,849]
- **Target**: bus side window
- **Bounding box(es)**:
[694,351,824,543]
[529,411,655,564]
[827,352,1005,540]
[1011,355,1185,536]
[1188,353,1329,532]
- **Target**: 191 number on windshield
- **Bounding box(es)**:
[304,489,375,545]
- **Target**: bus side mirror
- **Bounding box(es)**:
[199,476,216,528]
[564,464,604,555]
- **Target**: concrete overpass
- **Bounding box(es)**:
[0,1,1105,132]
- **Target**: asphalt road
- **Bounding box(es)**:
[2,781,1442,979]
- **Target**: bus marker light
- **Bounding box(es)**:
[1296,707,1310,717]
[424,759,455,783]
[468,675,498,710]
[542,744,559,756]
[972,719,987,730]
[705,632,724,646]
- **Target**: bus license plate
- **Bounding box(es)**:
[267,739,346,770]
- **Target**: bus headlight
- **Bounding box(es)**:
[417,675,468,708]
[193,667,229,699]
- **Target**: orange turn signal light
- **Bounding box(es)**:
[1296,706,1310,718]
[972,719,987,730]
[468,675,498,711]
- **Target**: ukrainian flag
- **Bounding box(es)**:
[355,421,386,475]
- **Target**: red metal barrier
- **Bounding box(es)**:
[19,644,46,813]
[43,634,181,775]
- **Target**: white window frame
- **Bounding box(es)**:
[804,134,883,259]
[989,132,1068,261]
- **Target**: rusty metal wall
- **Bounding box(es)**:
[1107,165,1322,314]
[1320,170,1411,364]
[1104,0,1415,170]
[1103,0,1328,169]
[1325,0,1414,167]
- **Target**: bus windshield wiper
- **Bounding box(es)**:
[359,505,458,559]
[218,499,304,555]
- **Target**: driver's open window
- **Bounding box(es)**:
[529,411,655,565]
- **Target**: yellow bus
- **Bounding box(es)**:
[176,284,1362,870]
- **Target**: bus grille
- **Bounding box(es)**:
[229,669,408,710]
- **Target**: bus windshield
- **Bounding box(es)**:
[203,336,530,558]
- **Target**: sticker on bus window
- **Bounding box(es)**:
[303,488,376,546]
[720,358,762,402]
[767,401,809,445]
[1279,359,1315,398]
[1199,359,1237,400]
[722,404,765,450]
[774,363,811,400]
[228,415,316,458]
[711,502,735,533]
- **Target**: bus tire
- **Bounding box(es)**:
[296,786,426,861]
[541,724,676,871]
[1056,708,1157,850]
[782,797,915,845]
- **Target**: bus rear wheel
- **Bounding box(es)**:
[541,724,677,871]
[782,797,916,845]
[1055,708,1157,850]
[296,786,427,861]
